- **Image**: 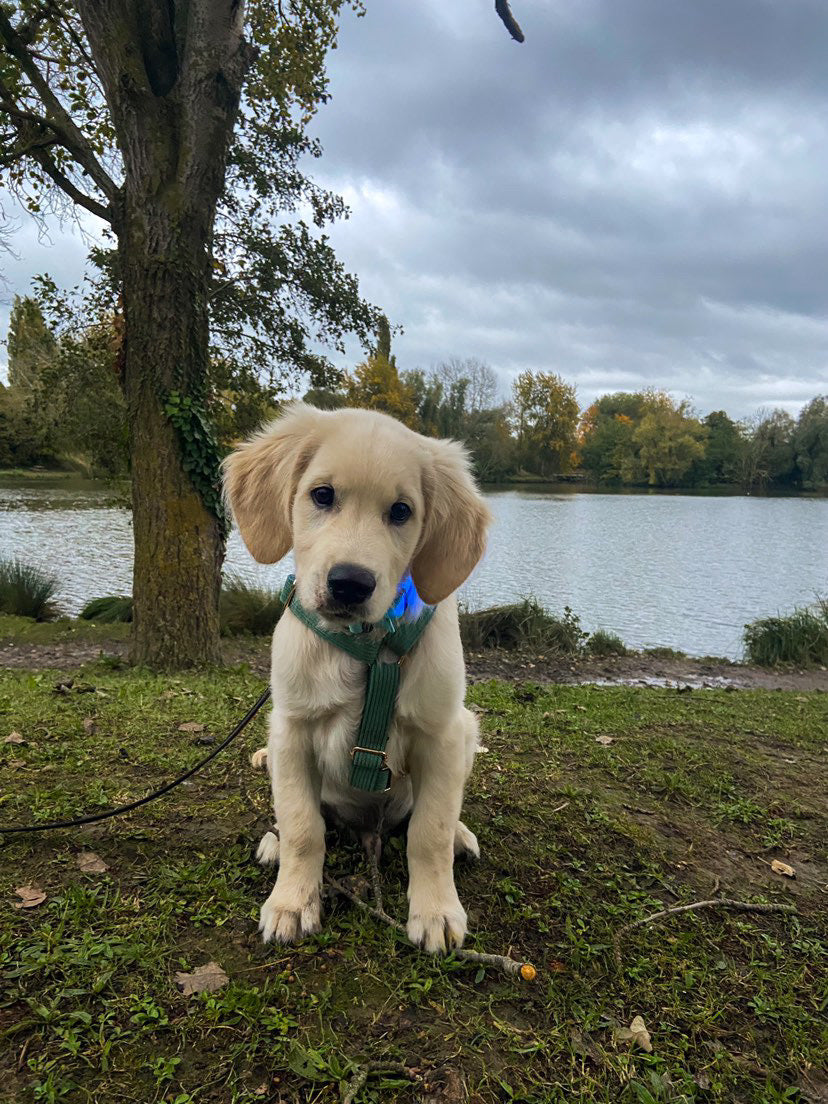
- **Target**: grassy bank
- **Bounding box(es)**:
[1,663,825,1102]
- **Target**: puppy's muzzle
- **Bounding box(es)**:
[326,563,376,609]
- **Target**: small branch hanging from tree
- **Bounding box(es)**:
[495,0,525,43]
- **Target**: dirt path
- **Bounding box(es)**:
[2,635,826,690]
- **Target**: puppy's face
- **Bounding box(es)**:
[223,403,491,624]
[291,423,426,624]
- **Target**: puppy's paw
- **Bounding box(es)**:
[259,887,321,944]
[256,830,280,866]
[407,898,467,954]
[454,820,480,861]
[250,746,269,771]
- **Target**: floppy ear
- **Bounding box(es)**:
[222,403,322,563]
[411,438,492,604]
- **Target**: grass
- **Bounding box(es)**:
[0,614,130,646]
[74,577,286,636]
[79,596,134,624]
[459,599,589,654]
[584,630,628,658]
[744,600,828,667]
[0,559,59,621]
[40,592,625,655]
[1,664,826,1102]
[219,575,284,637]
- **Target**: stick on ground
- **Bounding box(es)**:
[325,838,536,980]
[341,1060,417,1104]
[613,898,797,967]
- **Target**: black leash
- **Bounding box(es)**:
[0,687,271,837]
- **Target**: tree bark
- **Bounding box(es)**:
[74,0,254,669]
[117,208,224,669]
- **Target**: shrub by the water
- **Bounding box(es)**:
[744,600,828,667]
[80,595,134,623]
[459,599,588,654]
[584,629,628,657]
[0,557,59,620]
[220,575,284,636]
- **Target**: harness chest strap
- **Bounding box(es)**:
[279,575,436,792]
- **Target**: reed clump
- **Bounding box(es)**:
[0,557,59,621]
[743,600,828,667]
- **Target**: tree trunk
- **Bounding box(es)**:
[118,212,224,669]
[73,0,255,670]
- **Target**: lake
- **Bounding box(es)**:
[1,475,826,659]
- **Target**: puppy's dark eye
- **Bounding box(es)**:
[389,501,411,525]
[311,485,334,509]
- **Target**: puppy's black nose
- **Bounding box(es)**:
[327,564,376,607]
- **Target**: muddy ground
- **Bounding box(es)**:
[2,634,826,691]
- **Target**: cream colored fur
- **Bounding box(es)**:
[223,403,491,953]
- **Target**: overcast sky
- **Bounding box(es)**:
[2,0,827,418]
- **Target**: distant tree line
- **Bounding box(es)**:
[2,298,826,491]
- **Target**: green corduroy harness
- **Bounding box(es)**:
[279,574,436,793]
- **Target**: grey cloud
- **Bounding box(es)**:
[2,0,827,417]
[303,0,828,416]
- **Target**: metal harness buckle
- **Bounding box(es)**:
[349,746,392,791]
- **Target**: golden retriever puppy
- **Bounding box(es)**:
[222,403,491,952]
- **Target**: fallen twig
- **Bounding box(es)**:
[342,1060,417,1104]
[613,898,797,967]
[325,842,536,980]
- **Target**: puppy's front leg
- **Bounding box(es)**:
[406,719,468,953]
[259,720,325,944]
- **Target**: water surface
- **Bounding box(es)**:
[1,476,826,659]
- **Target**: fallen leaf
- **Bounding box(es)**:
[175,961,228,995]
[570,1027,603,1063]
[82,717,97,735]
[177,722,205,734]
[160,690,178,700]
[798,1067,828,1104]
[771,859,796,879]
[7,758,26,770]
[595,735,614,746]
[13,886,47,909]
[77,851,109,874]
[4,732,24,744]
[614,1015,653,1052]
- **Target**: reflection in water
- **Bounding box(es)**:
[1,476,827,658]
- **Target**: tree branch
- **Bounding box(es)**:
[612,898,797,968]
[31,147,112,222]
[495,0,524,43]
[0,8,117,201]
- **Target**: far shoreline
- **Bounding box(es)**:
[2,467,826,499]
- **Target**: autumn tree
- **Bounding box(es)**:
[6,294,57,389]
[433,357,498,414]
[339,314,413,425]
[627,396,707,487]
[0,1,377,669]
[580,390,707,487]
[739,409,798,490]
[689,410,746,486]
[794,396,828,489]
[579,392,652,483]
[512,370,579,477]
